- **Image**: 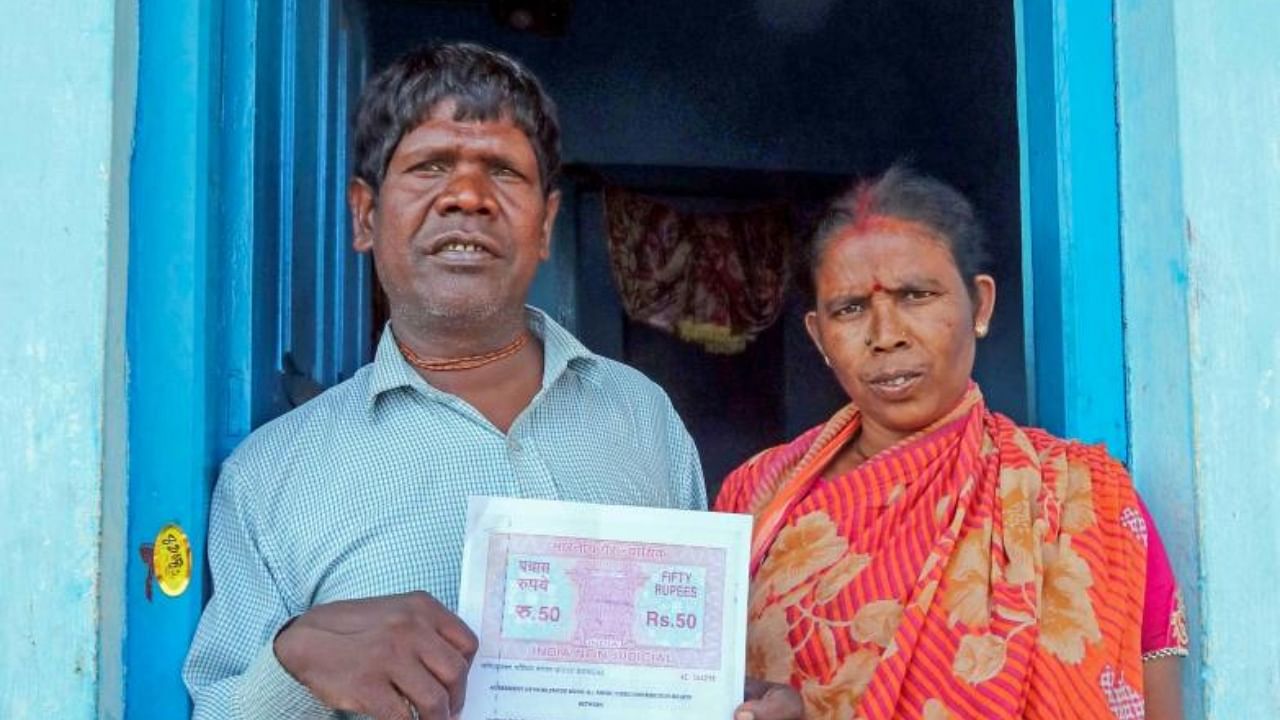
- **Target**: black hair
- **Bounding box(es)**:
[810,164,992,297]
[352,42,561,195]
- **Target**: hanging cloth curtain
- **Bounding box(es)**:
[603,187,791,354]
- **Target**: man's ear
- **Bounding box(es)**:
[349,178,376,253]
[538,190,561,261]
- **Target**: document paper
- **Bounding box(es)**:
[457,496,751,720]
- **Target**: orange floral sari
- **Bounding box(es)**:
[714,387,1148,719]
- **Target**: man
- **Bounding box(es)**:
[184,42,802,720]
[182,43,710,720]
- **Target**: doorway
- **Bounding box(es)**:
[360,0,1029,496]
[123,0,1131,715]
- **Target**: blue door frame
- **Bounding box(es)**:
[125,2,217,716]
[1015,0,1129,460]
[126,0,368,715]
[123,0,1128,714]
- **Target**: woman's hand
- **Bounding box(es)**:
[734,677,805,720]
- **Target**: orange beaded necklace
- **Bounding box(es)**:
[396,332,528,372]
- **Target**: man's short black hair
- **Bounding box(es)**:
[352,42,561,195]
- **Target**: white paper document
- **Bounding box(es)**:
[457,496,751,720]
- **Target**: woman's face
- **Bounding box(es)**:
[805,222,995,452]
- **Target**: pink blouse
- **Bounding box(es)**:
[1139,500,1190,660]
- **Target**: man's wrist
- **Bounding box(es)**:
[239,636,332,719]
[272,615,304,681]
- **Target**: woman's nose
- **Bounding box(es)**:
[867,302,909,351]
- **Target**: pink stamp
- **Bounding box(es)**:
[478,533,726,670]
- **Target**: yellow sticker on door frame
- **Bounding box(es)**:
[152,523,192,598]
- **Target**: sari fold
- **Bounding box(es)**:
[715,386,1148,719]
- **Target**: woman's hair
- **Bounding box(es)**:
[352,42,561,195]
[810,164,992,296]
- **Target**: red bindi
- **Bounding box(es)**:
[870,280,886,294]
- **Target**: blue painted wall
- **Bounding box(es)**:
[1114,0,1203,713]
[0,1,134,717]
[1117,0,1280,715]
[1169,0,1280,714]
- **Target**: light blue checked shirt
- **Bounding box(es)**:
[184,308,706,718]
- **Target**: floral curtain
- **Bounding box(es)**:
[603,187,791,354]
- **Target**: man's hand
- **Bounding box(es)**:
[274,591,478,720]
[734,677,805,720]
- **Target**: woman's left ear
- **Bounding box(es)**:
[972,274,996,338]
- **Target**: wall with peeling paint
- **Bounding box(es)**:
[1117,0,1280,715]
[1174,0,1280,713]
[0,1,133,718]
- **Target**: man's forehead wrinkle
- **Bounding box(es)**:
[397,122,523,155]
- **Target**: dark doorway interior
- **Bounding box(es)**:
[359,0,1025,499]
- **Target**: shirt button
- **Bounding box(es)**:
[508,438,522,453]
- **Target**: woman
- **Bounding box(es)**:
[722,167,1187,720]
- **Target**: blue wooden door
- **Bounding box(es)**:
[125,0,370,715]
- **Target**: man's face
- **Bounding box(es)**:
[350,100,560,329]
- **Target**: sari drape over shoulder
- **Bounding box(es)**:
[714,386,1151,719]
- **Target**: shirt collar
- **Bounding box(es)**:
[365,307,602,412]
